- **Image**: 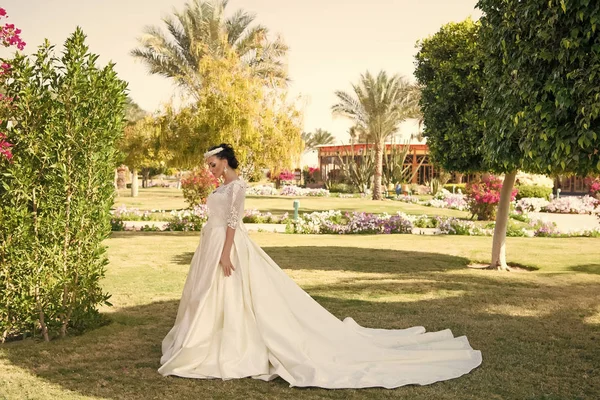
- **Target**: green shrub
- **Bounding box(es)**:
[0,29,127,342]
[515,184,552,200]
[443,183,467,193]
[327,183,357,193]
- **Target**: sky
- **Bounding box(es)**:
[1,0,482,144]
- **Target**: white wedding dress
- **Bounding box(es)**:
[158,179,482,388]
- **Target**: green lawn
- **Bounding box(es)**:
[114,187,468,218]
[1,233,599,399]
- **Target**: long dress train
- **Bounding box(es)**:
[158,179,482,388]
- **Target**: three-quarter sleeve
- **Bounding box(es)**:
[227,181,246,229]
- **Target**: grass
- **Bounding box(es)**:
[114,188,187,211]
[1,233,599,399]
[114,187,468,218]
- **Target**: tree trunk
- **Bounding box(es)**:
[113,169,119,192]
[142,168,150,188]
[131,168,139,197]
[490,170,517,271]
[372,141,383,200]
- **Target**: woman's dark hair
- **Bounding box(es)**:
[208,143,239,169]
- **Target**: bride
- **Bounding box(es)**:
[158,143,482,389]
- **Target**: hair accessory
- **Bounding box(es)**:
[203,146,223,159]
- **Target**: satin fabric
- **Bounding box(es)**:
[158,180,482,388]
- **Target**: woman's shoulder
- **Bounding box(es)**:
[225,178,247,191]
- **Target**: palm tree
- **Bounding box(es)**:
[332,71,420,200]
[302,129,336,151]
[131,0,288,97]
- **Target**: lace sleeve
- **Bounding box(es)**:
[227,180,246,229]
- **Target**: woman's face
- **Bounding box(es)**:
[207,155,227,179]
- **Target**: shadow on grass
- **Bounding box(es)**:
[110,231,201,239]
[570,264,600,275]
[172,246,472,273]
[2,246,600,400]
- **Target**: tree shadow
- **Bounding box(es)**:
[570,264,600,275]
[2,247,599,399]
[110,231,200,239]
[171,245,472,272]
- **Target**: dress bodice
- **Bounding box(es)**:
[206,179,246,229]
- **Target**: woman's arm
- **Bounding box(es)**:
[220,180,244,277]
[220,227,236,277]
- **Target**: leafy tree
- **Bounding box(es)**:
[332,71,420,200]
[131,0,288,97]
[417,3,600,270]
[0,29,127,341]
[157,49,303,179]
[124,96,148,123]
[414,18,486,174]
[475,0,600,269]
[119,116,169,196]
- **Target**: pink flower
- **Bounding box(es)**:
[0,9,6,17]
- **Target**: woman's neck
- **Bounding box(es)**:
[222,172,239,185]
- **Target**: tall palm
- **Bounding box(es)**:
[131,0,288,97]
[332,71,419,200]
[302,129,336,151]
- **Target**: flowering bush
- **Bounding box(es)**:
[111,205,152,221]
[243,209,289,224]
[0,7,25,163]
[530,219,560,237]
[515,172,554,188]
[466,175,518,220]
[0,9,25,50]
[585,177,600,199]
[246,184,278,196]
[165,205,209,231]
[514,197,550,213]
[426,190,468,211]
[278,169,294,182]
[435,217,479,235]
[0,131,12,162]
[180,167,219,207]
[287,211,413,234]
[542,195,599,214]
[286,210,343,234]
[303,166,320,184]
[395,194,421,204]
[280,185,330,197]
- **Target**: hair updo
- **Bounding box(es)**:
[208,143,239,169]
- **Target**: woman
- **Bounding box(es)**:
[158,143,482,388]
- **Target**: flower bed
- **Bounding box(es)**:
[541,195,600,215]
[280,185,330,197]
[515,197,550,213]
[286,211,413,234]
[246,185,278,196]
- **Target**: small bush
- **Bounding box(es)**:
[180,167,218,207]
[327,183,356,193]
[443,183,466,193]
[515,184,552,200]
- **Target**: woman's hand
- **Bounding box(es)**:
[220,254,235,277]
